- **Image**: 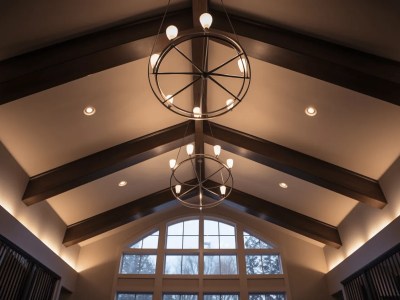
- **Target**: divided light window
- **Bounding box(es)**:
[245,255,282,275]
[165,255,199,274]
[117,293,153,300]
[204,220,236,249]
[167,220,199,249]
[249,293,285,300]
[120,254,157,274]
[163,294,198,300]
[204,255,238,275]
[204,295,239,300]
[131,231,159,249]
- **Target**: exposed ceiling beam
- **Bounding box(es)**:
[0,8,193,105]
[211,9,400,106]
[63,187,177,247]
[204,122,387,208]
[224,188,342,248]
[23,121,195,206]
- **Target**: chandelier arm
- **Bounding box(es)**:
[176,183,200,199]
[210,73,250,80]
[160,76,202,104]
[198,165,225,185]
[156,72,203,76]
[202,186,221,198]
[208,75,239,100]
[207,52,242,74]
[172,45,203,73]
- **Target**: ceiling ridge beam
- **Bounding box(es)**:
[0,8,193,105]
[23,121,195,206]
[210,9,400,106]
[223,187,342,248]
[204,122,387,208]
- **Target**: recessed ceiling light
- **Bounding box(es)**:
[279,182,288,189]
[305,106,317,116]
[83,106,96,116]
[118,181,127,187]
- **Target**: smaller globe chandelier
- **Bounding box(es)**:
[169,142,233,210]
[148,1,251,119]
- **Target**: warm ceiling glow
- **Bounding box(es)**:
[83,106,96,116]
[305,106,317,116]
[279,182,288,189]
[118,181,127,187]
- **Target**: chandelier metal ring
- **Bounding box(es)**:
[170,154,233,209]
[148,31,251,120]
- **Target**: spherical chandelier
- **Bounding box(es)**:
[169,143,234,210]
[148,3,251,120]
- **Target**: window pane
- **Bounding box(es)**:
[205,295,239,300]
[204,220,218,235]
[245,255,263,274]
[163,295,197,300]
[219,236,236,249]
[136,295,153,300]
[249,294,285,300]
[204,255,220,275]
[220,255,237,274]
[167,236,183,249]
[219,222,234,235]
[262,255,282,274]
[183,220,199,235]
[141,235,159,249]
[168,222,183,235]
[120,255,156,274]
[204,236,219,249]
[183,236,198,249]
[243,232,273,249]
[182,255,198,274]
[117,294,153,300]
[130,240,142,249]
[165,255,182,274]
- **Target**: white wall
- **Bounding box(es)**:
[0,142,79,292]
[325,156,400,294]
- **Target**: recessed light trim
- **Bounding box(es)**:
[279,182,288,189]
[83,106,96,116]
[118,181,127,187]
[305,106,317,116]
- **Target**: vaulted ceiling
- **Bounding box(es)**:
[1,0,399,250]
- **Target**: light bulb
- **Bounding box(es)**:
[238,57,247,73]
[199,13,213,29]
[186,144,194,156]
[214,145,221,157]
[226,99,234,110]
[220,185,227,195]
[175,184,182,194]
[305,106,317,116]
[165,95,174,106]
[166,25,178,40]
[227,158,234,169]
[169,159,176,169]
[193,107,201,118]
[150,54,160,69]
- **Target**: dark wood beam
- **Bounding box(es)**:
[204,122,387,208]
[63,188,176,246]
[224,188,342,248]
[23,121,195,206]
[211,9,400,106]
[192,0,209,180]
[0,8,193,105]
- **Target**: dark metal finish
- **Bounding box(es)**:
[0,8,193,105]
[224,188,342,248]
[204,122,387,208]
[210,9,400,106]
[23,121,195,205]
[62,187,178,246]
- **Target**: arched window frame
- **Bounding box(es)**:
[113,215,290,300]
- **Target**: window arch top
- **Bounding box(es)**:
[243,231,274,249]
[130,231,159,249]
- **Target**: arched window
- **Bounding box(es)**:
[114,217,289,300]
